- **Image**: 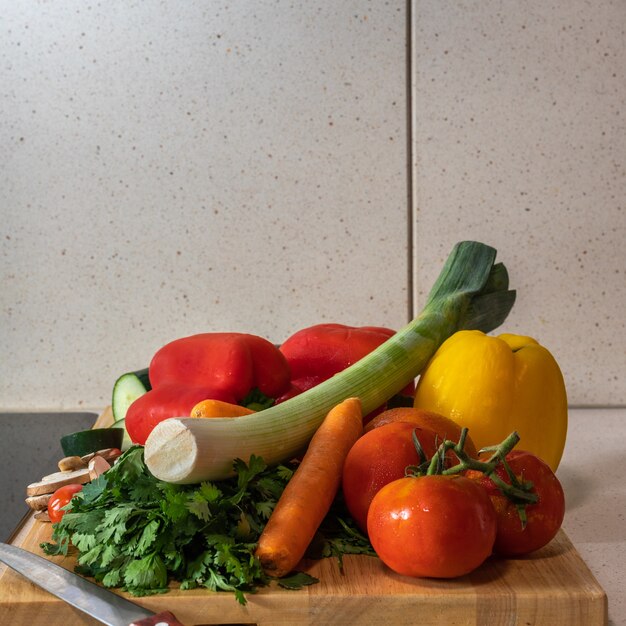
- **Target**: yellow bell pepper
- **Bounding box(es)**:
[413,330,568,471]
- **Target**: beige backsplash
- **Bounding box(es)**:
[1,1,624,410]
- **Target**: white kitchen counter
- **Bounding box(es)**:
[559,408,625,626]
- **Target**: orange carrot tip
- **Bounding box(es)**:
[190,399,256,418]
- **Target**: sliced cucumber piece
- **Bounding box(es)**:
[61,428,124,457]
[111,418,132,452]
[112,368,150,421]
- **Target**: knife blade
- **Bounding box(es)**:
[0,543,184,626]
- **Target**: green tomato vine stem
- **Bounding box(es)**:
[407,428,539,508]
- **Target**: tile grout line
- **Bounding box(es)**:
[405,0,415,323]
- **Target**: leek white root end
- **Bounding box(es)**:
[144,418,203,483]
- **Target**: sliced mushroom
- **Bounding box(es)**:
[25,493,52,511]
[26,468,91,497]
[88,455,111,481]
[58,455,88,472]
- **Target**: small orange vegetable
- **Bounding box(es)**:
[190,399,256,418]
[255,397,363,578]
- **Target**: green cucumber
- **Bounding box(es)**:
[111,418,132,452]
[112,367,151,421]
[61,428,124,457]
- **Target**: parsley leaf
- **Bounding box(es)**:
[40,445,374,604]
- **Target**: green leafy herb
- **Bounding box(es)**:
[41,445,373,604]
[42,447,284,602]
[307,490,376,569]
[241,387,275,411]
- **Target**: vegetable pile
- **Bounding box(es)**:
[37,240,569,604]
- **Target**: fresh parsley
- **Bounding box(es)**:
[41,446,373,604]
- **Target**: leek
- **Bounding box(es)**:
[144,241,516,483]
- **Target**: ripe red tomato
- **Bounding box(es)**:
[465,450,565,556]
[341,422,442,533]
[367,475,497,578]
[47,483,84,524]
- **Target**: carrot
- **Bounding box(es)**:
[254,396,363,578]
[189,399,256,418]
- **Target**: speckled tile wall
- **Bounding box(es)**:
[1,1,624,411]
[1,1,409,409]
[411,1,626,406]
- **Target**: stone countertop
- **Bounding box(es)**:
[558,408,625,626]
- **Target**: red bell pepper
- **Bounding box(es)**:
[125,332,292,445]
[277,323,415,419]
[279,323,395,392]
[149,333,291,399]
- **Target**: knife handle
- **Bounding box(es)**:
[129,611,186,626]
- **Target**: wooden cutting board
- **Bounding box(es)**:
[0,410,608,626]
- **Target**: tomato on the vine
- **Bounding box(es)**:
[342,422,443,533]
[367,475,497,578]
[465,450,565,556]
[47,483,84,524]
